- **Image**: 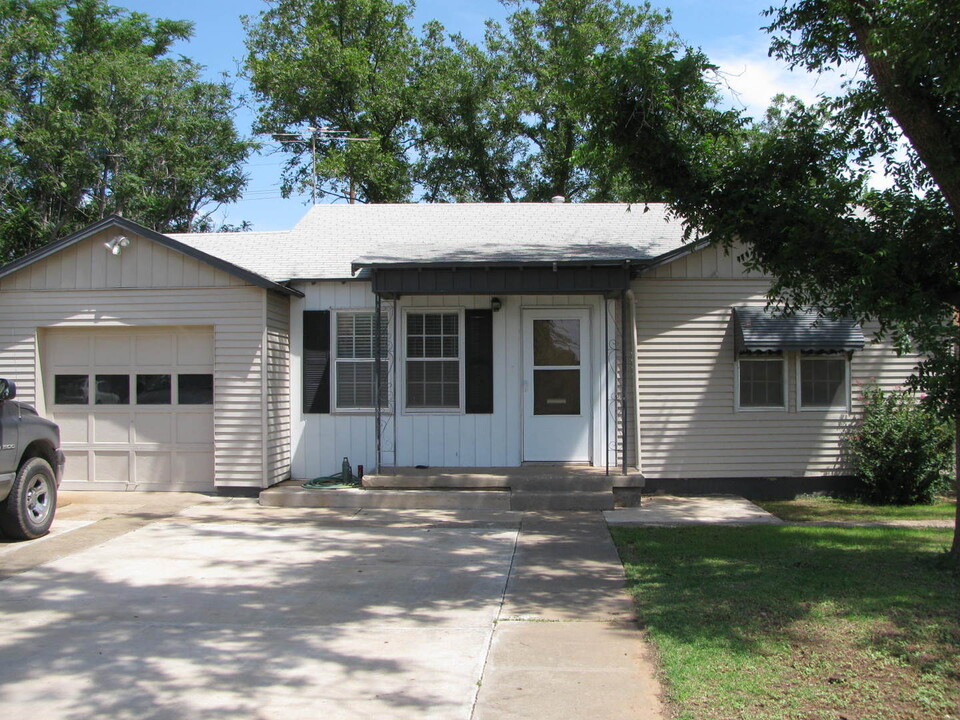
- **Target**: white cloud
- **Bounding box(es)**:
[709,45,857,120]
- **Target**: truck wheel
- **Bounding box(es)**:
[0,457,57,540]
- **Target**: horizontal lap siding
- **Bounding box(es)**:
[265,292,292,486]
[0,229,269,488]
[635,246,918,479]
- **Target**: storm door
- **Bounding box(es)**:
[522,309,591,462]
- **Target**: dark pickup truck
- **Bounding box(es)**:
[0,378,65,539]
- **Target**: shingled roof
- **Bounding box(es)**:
[170,202,693,283]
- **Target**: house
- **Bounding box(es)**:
[0,203,917,498]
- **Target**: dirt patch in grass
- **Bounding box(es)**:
[612,525,960,720]
[756,496,956,524]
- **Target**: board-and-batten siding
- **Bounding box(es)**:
[265,291,291,486]
[0,229,271,488]
[634,243,919,478]
[291,282,614,477]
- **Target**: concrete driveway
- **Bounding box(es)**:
[0,495,663,720]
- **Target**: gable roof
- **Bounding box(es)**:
[170,203,695,282]
[0,216,302,297]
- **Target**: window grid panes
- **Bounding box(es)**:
[406,312,460,409]
[800,356,846,408]
[335,312,388,409]
[739,356,785,408]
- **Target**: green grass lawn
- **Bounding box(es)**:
[612,525,960,720]
[755,496,957,523]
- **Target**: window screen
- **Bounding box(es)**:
[738,356,785,408]
[800,356,846,408]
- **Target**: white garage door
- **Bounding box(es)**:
[43,327,215,491]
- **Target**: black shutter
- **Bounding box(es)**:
[464,309,494,414]
[303,310,331,414]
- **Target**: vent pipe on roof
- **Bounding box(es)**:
[551,195,565,203]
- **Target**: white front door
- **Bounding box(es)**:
[522,308,591,462]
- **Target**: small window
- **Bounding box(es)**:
[335,312,388,409]
[95,375,129,405]
[800,355,848,409]
[738,355,785,409]
[137,374,171,405]
[178,374,213,405]
[55,375,88,405]
[406,311,460,409]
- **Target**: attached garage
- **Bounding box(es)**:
[42,326,215,491]
[0,216,298,492]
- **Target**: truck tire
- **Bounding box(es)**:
[0,457,57,540]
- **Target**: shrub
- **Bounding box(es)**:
[847,386,953,504]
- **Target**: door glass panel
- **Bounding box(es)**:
[533,369,581,415]
[533,319,580,366]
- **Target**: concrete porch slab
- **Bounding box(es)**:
[604,495,783,525]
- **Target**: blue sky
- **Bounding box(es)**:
[116,0,846,231]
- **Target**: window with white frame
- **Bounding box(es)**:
[405,311,460,409]
[335,311,388,409]
[737,354,785,409]
[799,354,848,409]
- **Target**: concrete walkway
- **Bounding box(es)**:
[474,512,662,719]
[605,494,783,526]
[0,495,663,719]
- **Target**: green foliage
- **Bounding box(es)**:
[847,386,953,505]
[0,0,253,261]
[243,0,419,204]
[243,0,714,203]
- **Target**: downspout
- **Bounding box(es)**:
[621,290,629,475]
[605,296,610,476]
[625,288,641,475]
[374,292,382,473]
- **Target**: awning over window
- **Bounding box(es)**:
[733,307,865,353]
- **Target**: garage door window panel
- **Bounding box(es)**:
[55,375,89,405]
[137,374,171,405]
[178,374,213,405]
[95,375,129,405]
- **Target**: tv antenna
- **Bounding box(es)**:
[270,126,372,204]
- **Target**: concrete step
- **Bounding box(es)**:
[260,485,511,510]
[509,491,615,511]
[364,473,509,489]
[510,476,613,492]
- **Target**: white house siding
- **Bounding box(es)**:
[291,282,616,478]
[634,243,919,478]
[264,291,291,486]
[0,228,272,490]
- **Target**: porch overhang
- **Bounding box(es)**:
[353,260,634,297]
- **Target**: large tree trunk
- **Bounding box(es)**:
[848,4,960,220]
